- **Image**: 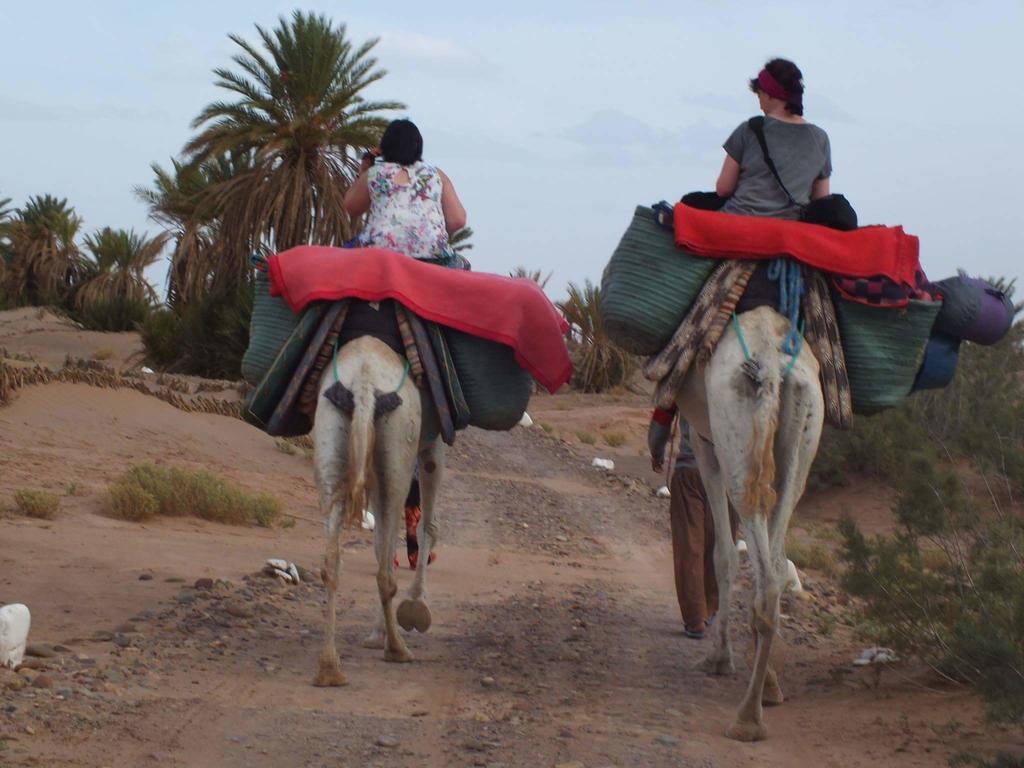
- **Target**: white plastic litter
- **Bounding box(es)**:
[287,563,301,584]
[272,567,294,582]
[591,458,615,471]
[853,646,898,666]
[266,558,289,571]
[0,603,31,669]
[361,509,375,531]
[517,411,534,428]
[784,559,803,594]
[736,539,748,554]
[141,366,155,374]
[656,485,671,498]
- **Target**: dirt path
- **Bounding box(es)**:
[0,384,999,767]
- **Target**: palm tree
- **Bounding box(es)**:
[135,152,251,306]
[0,197,13,305]
[449,227,474,254]
[5,195,87,306]
[510,265,552,290]
[182,10,403,297]
[76,227,166,313]
[557,280,635,392]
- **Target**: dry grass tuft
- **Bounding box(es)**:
[575,430,597,446]
[106,464,282,527]
[787,533,838,577]
[91,347,116,361]
[14,489,60,520]
[602,431,626,447]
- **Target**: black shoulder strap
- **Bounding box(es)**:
[747,116,798,207]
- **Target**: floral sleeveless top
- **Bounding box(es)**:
[360,161,450,260]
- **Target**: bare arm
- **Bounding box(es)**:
[811,176,831,200]
[439,169,467,235]
[344,171,371,217]
[715,154,741,198]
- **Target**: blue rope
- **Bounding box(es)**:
[767,258,804,355]
[732,312,752,362]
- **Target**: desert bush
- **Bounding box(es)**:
[74,296,152,332]
[140,287,252,379]
[576,430,596,445]
[602,431,626,447]
[812,320,1023,493]
[786,534,837,577]
[108,481,159,521]
[839,457,1024,724]
[13,489,60,519]
[106,464,282,527]
[557,280,635,392]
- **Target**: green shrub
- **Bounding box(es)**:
[840,459,1024,724]
[140,287,252,379]
[108,481,159,521]
[13,489,60,519]
[72,296,151,332]
[105,464,282,527]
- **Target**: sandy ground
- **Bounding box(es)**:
[0,308,144,371]
[1,309,1015,767]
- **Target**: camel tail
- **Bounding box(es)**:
[741,347,781,517]
[344,378,376,530]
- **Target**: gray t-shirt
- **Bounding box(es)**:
[720,117,831,220]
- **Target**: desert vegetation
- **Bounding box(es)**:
[106,464,282,527]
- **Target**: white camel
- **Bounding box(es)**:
[311,335,443,685]
[675,306,825,741]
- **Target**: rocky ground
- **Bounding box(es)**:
[0,308,1011,767]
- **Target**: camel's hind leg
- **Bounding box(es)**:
[761,370,825,707]
[312,418,349,687]
[374,480,414,663]
[398,438,443,634]
[693,436,737,676]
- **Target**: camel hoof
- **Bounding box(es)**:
[725,720,768,742]
[762,670,785,706]
[700,654,735,676]
[397,598,432,633]
[384,646,414,664]
[361,631,386,650]
[312,660,348,687]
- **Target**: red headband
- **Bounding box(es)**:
[757,69,793,102]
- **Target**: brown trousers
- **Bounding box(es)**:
[669,466,739,631]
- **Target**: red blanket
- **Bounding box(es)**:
[268,246,572,393]
[674,204,921,287]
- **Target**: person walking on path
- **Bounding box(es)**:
[649,408,739,638]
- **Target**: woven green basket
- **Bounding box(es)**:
[241,269,304,387]
[445,329,533,431]
[600,206,718,355]
[241,301,327,436]
[835,297,941,414]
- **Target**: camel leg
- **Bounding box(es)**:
[311,430,349,687]
[726,512,777,742]
[398,439,443,634]
[375,482,414,663]
[693,435,736,676]
[360,490,387,650]
[761,372,825,707]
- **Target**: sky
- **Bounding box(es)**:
[1,0,1022,300]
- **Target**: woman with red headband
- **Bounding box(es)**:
[715,58,831,219]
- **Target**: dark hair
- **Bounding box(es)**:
[749,58,805,116]
[379,119,423,166]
